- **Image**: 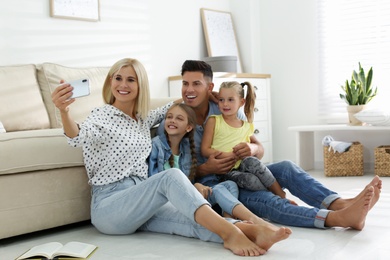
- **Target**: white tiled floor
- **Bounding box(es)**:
[1,171,389,260]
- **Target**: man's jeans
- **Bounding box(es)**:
[239,160,340,228]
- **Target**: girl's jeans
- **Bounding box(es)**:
[206,180,241,216]
[239,160,340,228]
[91,168,235,242]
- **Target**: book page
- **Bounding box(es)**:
[53,241,97,258]
[16,242,63,259]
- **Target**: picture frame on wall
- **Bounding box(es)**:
[200,8,242,72]
[50,0,100,22]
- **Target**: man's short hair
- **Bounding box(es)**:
[181,60,213,81]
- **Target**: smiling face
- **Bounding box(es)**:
[181,71,213,110]
[111,66,139,110]
[218,87,245,117]
[164,105,193,138]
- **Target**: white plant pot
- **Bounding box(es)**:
[347,105,366,126]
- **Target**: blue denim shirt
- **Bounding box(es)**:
[148,133,193,179]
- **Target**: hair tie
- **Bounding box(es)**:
[240,82,247,97]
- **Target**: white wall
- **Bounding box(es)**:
[3,0,369,167]
[254,0,321,162]
[0,0,231,98]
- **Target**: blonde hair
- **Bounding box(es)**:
[102,58,150,119]
[219,81,256,123]
[165,103,198,181]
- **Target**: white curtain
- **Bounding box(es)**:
[317,0,390,121]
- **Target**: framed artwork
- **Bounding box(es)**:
[50,0,100,22]
[201,8,242,72]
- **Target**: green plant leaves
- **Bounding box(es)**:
[340,62,377,105]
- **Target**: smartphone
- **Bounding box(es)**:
[69,78,90,98]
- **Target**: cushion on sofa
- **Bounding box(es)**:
[0,64,50,132]
[37,63,110,128]
[0,128,84,175]
[0,121,5,133]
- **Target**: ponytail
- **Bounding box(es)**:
[241,81,256,123]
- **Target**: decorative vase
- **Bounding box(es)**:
[347,105,366,126]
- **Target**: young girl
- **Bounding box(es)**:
[51,58,290,257]
[148,103,292,238]
[201,81,296,204]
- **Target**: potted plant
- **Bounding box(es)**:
[340,62,377,125]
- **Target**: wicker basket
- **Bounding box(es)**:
[375,145,390,177]
[323,141,363,176]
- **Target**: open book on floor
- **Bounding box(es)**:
[16,241,97,260]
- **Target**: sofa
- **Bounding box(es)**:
[0,63,176,239]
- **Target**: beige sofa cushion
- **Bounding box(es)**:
[0,64,50,132]
[0,128,84,175]
[0,121,5,133]
[37,63,110,128]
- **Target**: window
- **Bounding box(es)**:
[318,0,390,121]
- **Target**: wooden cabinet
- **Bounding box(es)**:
[168,73,273,163]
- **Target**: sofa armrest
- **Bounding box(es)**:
[0,129,83,175]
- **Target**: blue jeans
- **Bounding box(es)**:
[91,168,231,242]
[239,160,340,228]
[206,180,241,216]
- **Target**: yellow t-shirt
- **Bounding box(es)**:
[210,115,254,169]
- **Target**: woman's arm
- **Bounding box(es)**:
[51,80,79,138]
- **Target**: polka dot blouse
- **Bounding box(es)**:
[66,103,173,186]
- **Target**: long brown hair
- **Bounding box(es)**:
[165,103,198,181]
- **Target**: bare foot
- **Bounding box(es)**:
[326,185,374,230]
[235,221,292,252]
[356,176,381,210]
[249,215,292,234]
[222,228,265,256]
[329,176,381,211]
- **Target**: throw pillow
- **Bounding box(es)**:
[0,64,50,132]
[37,63,109,128]
[354,109,390,126]
[0,121,5,133]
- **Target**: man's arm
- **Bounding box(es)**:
[233,134,264,160]
[196,135,263,177]
[196,151,236,177]
[198,116,238,176]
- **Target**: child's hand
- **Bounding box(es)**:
[288,199,298,205]
[194,183,212,199]
[232,142,253,159]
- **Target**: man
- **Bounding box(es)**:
[158,60,381,230]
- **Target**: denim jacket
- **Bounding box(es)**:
[148,133,193,179]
